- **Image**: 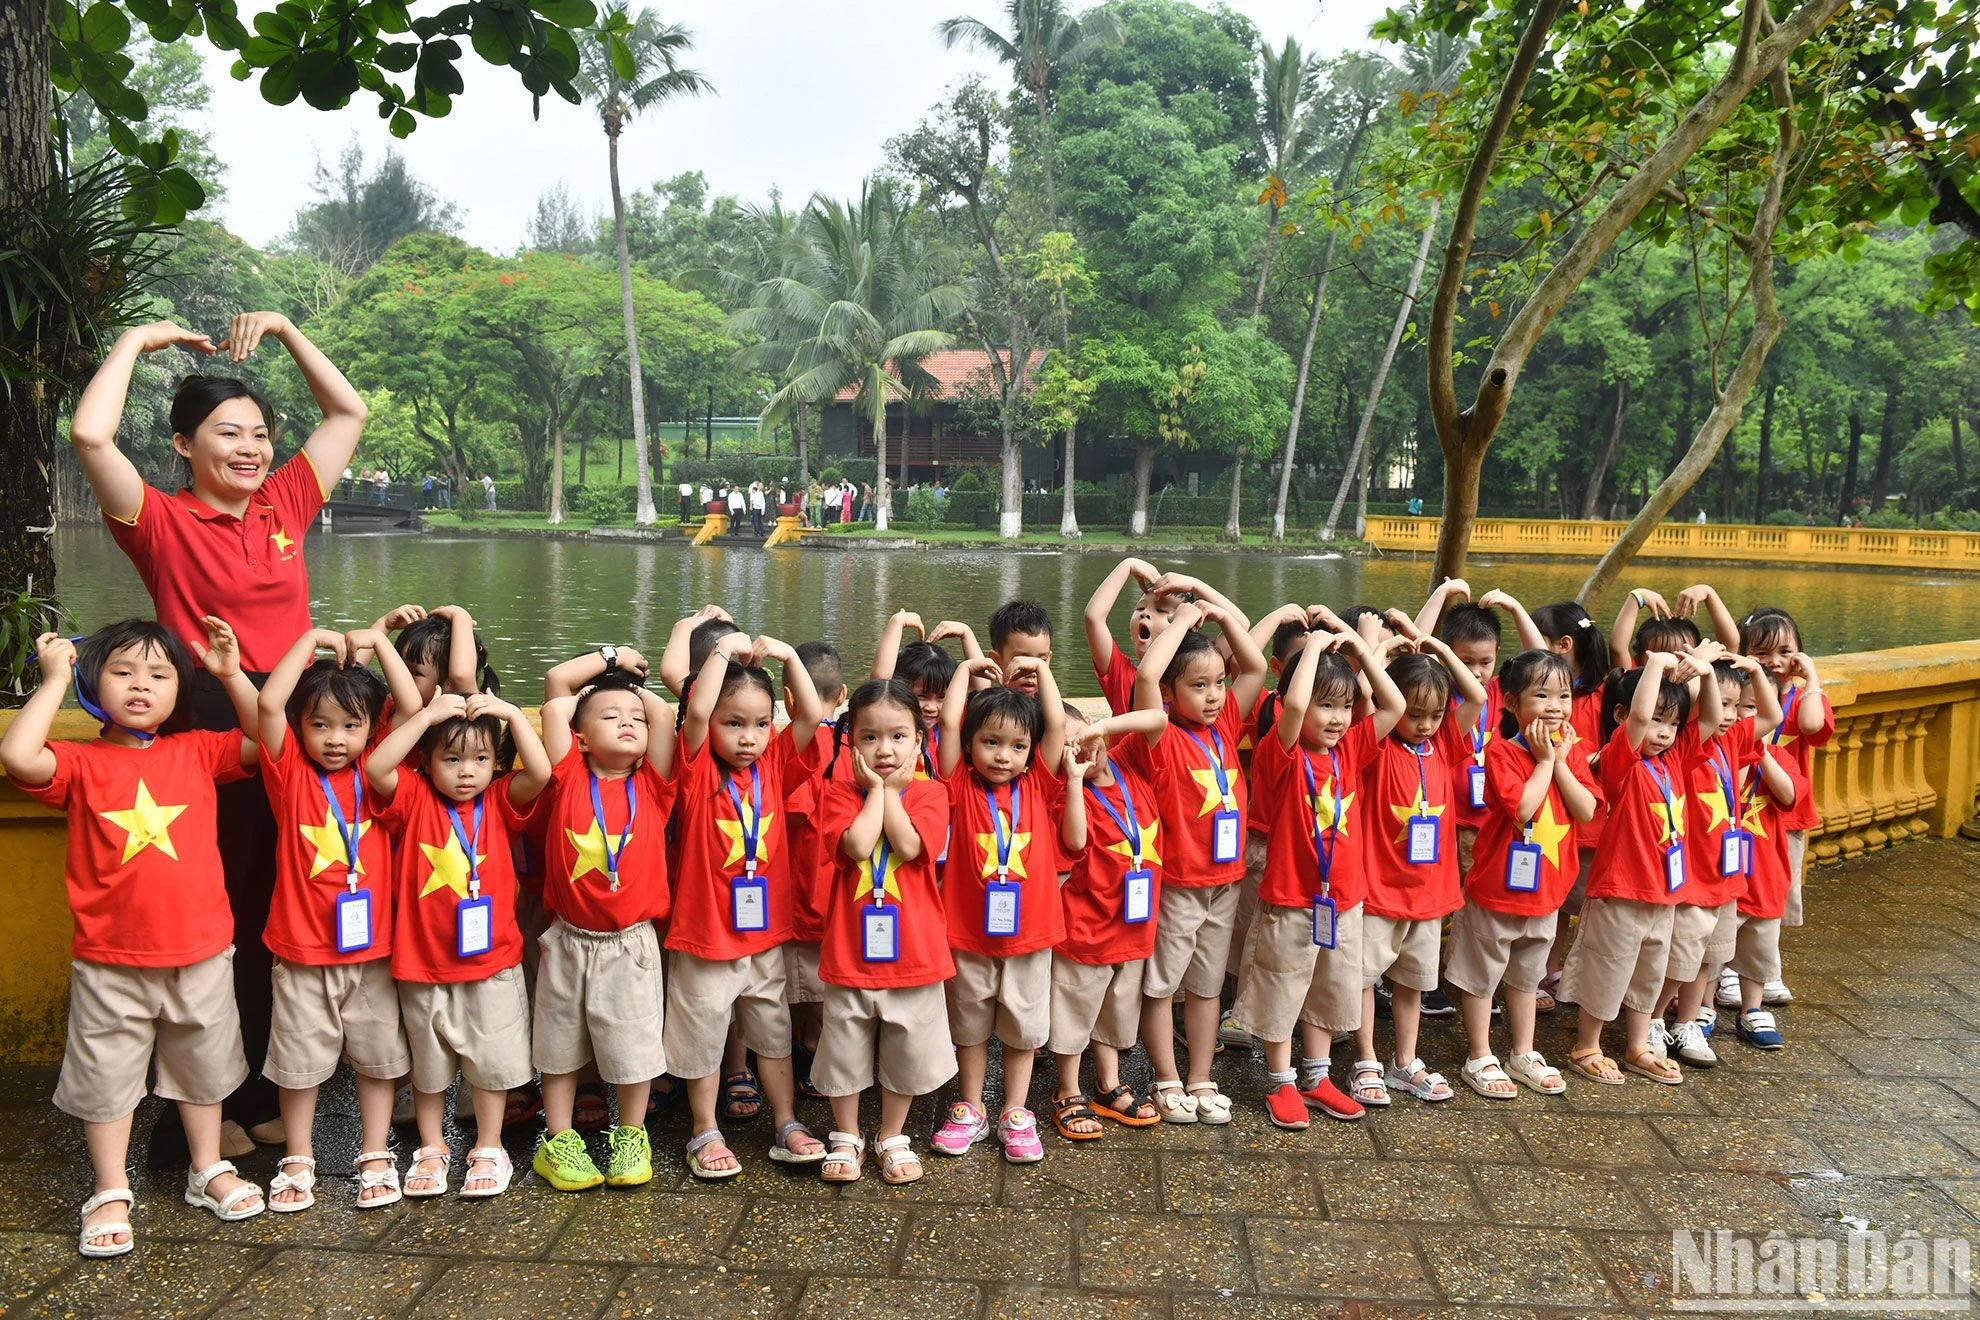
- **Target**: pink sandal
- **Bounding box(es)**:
[998,1107,1044,1163]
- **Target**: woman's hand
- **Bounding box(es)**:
[216,312,294,364]
[124,320,217,357]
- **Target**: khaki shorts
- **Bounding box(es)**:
[785,939,825,1005]
[517,882,550,1000]
[1230,903,1322,1044]
[1229,836,1268,976]
[1445,904,1557,1000]
[665,946,792,1079]
[813,982,956,1098]
[1703,900,1740,966]
[1666,902,1736,985]
[1784,831,1807,927]
[55,950,247,1124]
[1360,913,1442,992]
[1559,898,1675,1022]
[1560,848,1595,918]
[948,947,1051,1049]
[1048,956,1145,1055]
[399,965,533,1094]
[1298,904,1365,1036]
[531,919,667,1084]
[1144,882,1239,1001]
[265,956,410,1088]
[1730,913,1783,985]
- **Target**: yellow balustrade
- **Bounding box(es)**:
[690,511,728,546]
[1364,516,1980,572]
[3,641,1978,1063]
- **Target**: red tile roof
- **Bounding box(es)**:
[833,348,1046,402]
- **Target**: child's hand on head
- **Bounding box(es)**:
[889,610,925,636]
[715,632,755,663]
[1630,587,1672,617]
[1787,651,1817,682]
[194,616,243,678]
[1169,600,1205,632]
[1476,589,1515,611]
[425,692,469,723]
[963,655,1005,685]
[1122,557,1160,586]
[463,692,516,722]
[1382,607,1425,641]
[34,633,75,684]
[612,645,650,677]
[1440,578,1471,600]
[927,620,972,645]
[1377,634,1416,662]
[693,604,734,626]
[1306,603,1347,633]
[1672,584,1718,617]
[375,603,427,632]
[340,628,384,665]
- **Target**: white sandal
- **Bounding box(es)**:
[1385,1056,1455,1103]
[459,1147,513,1199]
[1185,1081,1232,1125]
[820,1130,865,1182]
[1460,1055,1517,1100]
[268,1155,317,1213]
[769,1119,827,1165]
[78,1188,134,1258]
[1506,1050,1567,1095]
[403,1144,450,1198]
[686,1128,743,1180]
[1152,1079,1198,1124]
[354,1149,404,1208]
[874,1134,923,1185]
[1350,1059,1392,1107]
[184,1160,264,1222]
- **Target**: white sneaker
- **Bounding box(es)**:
[1671,1020,1718,1067]
[1218,1011,1254,1047]
[1646,1019,1671,1057]
[1696,1006,1718,1037]
[393,1084,415,1126]
[1762,980,1794,1004]
[1715,967,1742,1009]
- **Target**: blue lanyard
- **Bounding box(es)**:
[1709,745,1738,825]
[589,768,637,880]
[722,764,761,872]
[1643,754,1680,840]
[1085,760,1143,869]
[1769,686,1799,747]
[1401,737,1431,807]
[869,837,893,906]
[447,798,484,897]
[984,780,1022,877]
[318,770,364,876]
[1182,726,1231,805]
[921,727,939,779]
[1471,701,1490,761]
[1301,748,1342,892]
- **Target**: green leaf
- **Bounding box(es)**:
[48,0,83,43]
[531,0,596,26]
[376,41,418,72]
[259,62,301,105]
[295,50,363,110]
[252,9,299,43]
[104,115,139,157]
[161,167,205,210]
[470,17,516,65]
[229,58,251,79]
[389,108,416,136]
[608,33,635,81]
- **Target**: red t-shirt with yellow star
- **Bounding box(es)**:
[376,771,530,983]
[1588,725,1701,906]
[1096,645,1138,716]
[1570,689,1608,851]
[1058,738,1162,966]
[1767,685,1832,832]
[261,733,395,965]
[1449,677,1502,832]
[814,778,956,989]
[667,731,811,959]
[18,731,250,967]
[1738,750,1805,919]
[780,734,834,942]
[1253,720,1379,912]
[1462,734,1600,917]
[1147,704,1250,888]
[537,745,677,935]
[944,763,1067,958]
[1681,720,1760,909]
[1360,723,1469,921]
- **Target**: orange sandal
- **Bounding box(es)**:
[1092,1084,1160,1127]
[1052,1094,1105,1141]
[1567,1046,1624,1085]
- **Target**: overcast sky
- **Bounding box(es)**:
[197,0,1393,252]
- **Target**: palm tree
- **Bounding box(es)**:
[576,6,712,526]
[728,181,966,533]
[1252,36,1323,320]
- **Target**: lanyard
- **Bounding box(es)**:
[723,764,762,872]
[589,768,637,883]
[1709,744,1739,826]
[1301,748,1342,893]
[1770,687,1798,746]
[1085,760,1143,870]
[921,727,939,779]
[1182,726,1232,806]
[1401,736,1432,807]
[985,780,1022,878]
[447,798,484,899]
[1508,733,1548,841]
[868,838,893,906]
[1643,754,1681,841]
[1471,701,1490,762]
[318,770,364,880]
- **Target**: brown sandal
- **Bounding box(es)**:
[1052,1094,1105,1141]
[1625,1046,1683,1085]
[1567,1046,1624,1085]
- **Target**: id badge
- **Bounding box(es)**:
[1739,832,1754,875]
[861,904,899,962]
[1505,842,1542,893]
[936,822,951,867]
[1407,815,1440,865]
[456,895,493,958]
[1720,830,1746,878]
[984,879,1021,937]
[1467,764,1487,810]
[1312,895,1338,949]
[1664,843,1686,894]
[510,836,531,877]
[334,889,372,954]
[1211,808,1242,864]
[1123,868,1153,924]
[732,875,768,932]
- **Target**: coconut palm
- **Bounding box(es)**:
[728,181,966,532]
[576,5,712,525]
[1252,36,1324,320]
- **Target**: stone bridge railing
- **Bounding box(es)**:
[1365,516,1980,573]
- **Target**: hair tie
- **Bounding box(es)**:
[1576,618,1594,628]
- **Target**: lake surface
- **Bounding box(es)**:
[52,526,1980,697]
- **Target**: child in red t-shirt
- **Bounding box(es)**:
[367,691,551,1201]
[869,612,961,784]
[1726,667,1804,1052]
[1082,558,1238,716]
[810,680,958,1186]
[780,640,846,1093]
[2,619,266,1255]
[930,656,1069,1163]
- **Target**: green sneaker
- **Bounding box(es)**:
[605,1124,653,1187]
[532,1128,603,1191]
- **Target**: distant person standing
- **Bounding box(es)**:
[481,472,497,511]
[840,480,855,524]
[858,480,873,522]
[1695,509,1708,525]
[678,479,694,523]
[374,465,390,505]
[748,481,766,537]
[823,481,842,522]
[727,483,746,522]
[436,473,452,509]
[699,481,714,511]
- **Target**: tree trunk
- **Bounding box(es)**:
[1059,423,1081,538]
[1869,380,1901,507]
[549,413,567,525]
[1251,203,1280,321]
[1753,379,1776,522]
[1129,443,1154,537]
[897,404,910,497]
[606,120,655,525]
[1581,379,1629,519]
[1,0,58,612]
[797,406,811,483]
[998,415,1022,539]
[1952,405,1967,487]
[1838,409,1864,520]
[579,428,589,485]
[1353,426,1373,538]
[1223,451,1244,541]
[872,393,892,533]
[1719,412,1737,521]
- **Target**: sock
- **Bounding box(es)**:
[1266,1068,1297,1089]
[1298,1056,1327,1086]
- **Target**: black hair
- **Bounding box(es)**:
[960,686,1044,767]
[712,661,777,712]
[824,678,925,780]
[395,614,500,696]
[170,375,275,440]
[795,641,844,703]
[1269,617,1310,663]
[895,640,957,697]
[75,620,196,735]
[1530,601,1606,695]
[288,660,386,734]
[573,668,650,727]
[1739,606,1803,656]
[687,617,741,674]
[1441,603,1502,650]
[418,712,504,761]
[1711,657,1750,687]
[1600,665,1692,744]
[1388,652,1452,709]
[1061,700,1087,724]
[989,599,1052,649]
[1633,615,1701,659]
[1339,604,1387,636]
[1161,631,1222,687]
[1274,647,1357,715]
[1495,649,1574,737]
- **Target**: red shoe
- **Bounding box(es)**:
[1265,1083,1310,1130]
[1298,1075,1366,1122]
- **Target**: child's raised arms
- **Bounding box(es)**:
[1248,603,1312,662]
[472,692,553,804]
[0,634,78,786]
[1060,741,1093,852]
[1787,651,1826,735]
[926,620,985,662]
[764,635,826,751]
[1083,557,1159,671]
[1477,589,1546,651]
[869,609,926,681]
[1624,650,1675,752]
[1070,708,1167,763]
[258,628,354,758]
[1680,642,1727,741]
[683,632,758,754]
[1735,653,1784,739]
[1610,588,1672,669]
[1003,654,1067,773]
[1132,599,1202,714]
[1202,598,1270,717]
[659,604,731,697]
[353,604,425,668]
[192,616,263,768]
[1414,577,1469,636]
[938,655,1003,777]
[541,643,654,763]
[1673,584,1740,648]
[1384,608,1489,730]
[366,692,459,799]
[1146,572,1248,630]
[344,625,421,726]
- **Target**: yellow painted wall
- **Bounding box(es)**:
[1365,516,1980,573]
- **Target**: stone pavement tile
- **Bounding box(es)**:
[1315,1160,1484,1223]
[1161,1152,1318,1216]
[1078,1211,1251,1293]
[1836,1038,1976,1078]
[1225,1119,1373,1159]
[548,1190,744,1265]
[985,1285,1168,1319]
[1583,1229,1688,1312]
[1633,1170,1826,1234]
[1243,1217,1435,1301]
[1554,1075,1715,1115]
[1688,1074,1850,1120]
[1832,1078,1980,1122]
[600,1266,802,1319]
[133,1165,409,1250]
[898,1206,1073,1285]
[209,1246,435,1317]
[17,1239,264,1319]
[1173,1300,1359,1319]
[999,1148,1161,1211]
[0,1161,82,1233]
[1836,975,1961,1006]
[1927,1180,1980,1226]
[0,1231,77,1307]
[1510,1115,1679,1168]
[1371,1113,1529,1165]
[1709,1038,1861,1076]
[725,1198,904,1276]
[1850,943,1980,975]
[839,1146,1001,1205]
[796,1276,981,1318]
[1787,1176,1980,1240]
[1474,1165,1655,1229]
[1773,947,1879,978]
[411,1262,623,1319]
[1415,1225,1616,1307]
[1831,1005,1980,1040]
[374,1188,579,1259]
[1341,1308,1573,1320]
[1647,1117,1838,1175]
[1799,1123,1976,1178]
[0,1103,87,1164]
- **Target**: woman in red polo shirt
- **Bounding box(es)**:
[69,312,368,1155]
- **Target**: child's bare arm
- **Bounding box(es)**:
[1084,706,1168,751]
[1208,601,1270,717]
[639,686,678,778]
[1790,652,1826,734]
[1551,732,1599,822]
[1611,588,1669,669]
[1149,572,1248,630]
[939,656,998,777]
[1083,558,1156,671]
[1687,645,1726,741]
[762,636,824,751]
[1275,627,1327,750]
[1515,719,1557,821]
[1247,603,1308,663]
[1352,630,1409,739]
[193,616,262,767]
[544,644,650,701]
[368,695,460,798]
[1416,632,1489,728]
[540,695,577,765]
[476,694,552,804]
[1021,657,1067,770]
[658,606,729,697]
[1414,577,1469,636]
[1625,651,1671,751]
[1133,600,1200,712]
[878,778,925,860]
[1757,747,1795,807]
[869,610,924,681]
[260,628,349,758]
[357,625,424,726]
[0,636,74,786]
[1060,743,1091,853]
[1477,589,1545,651]
[926,620,984,663]
[839,772,887,859]
[683,633,755,756]
[1738,654,1783,739]
[434,605,481,695]
[356,604,425,664]
[1674,583,1740,648]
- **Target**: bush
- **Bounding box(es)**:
[1764,508,1808,525]
[575,485,631,523]
[818,466,843,486]
[1924,508,1980,532]
[903,486,941,527]
[949,467,988,494]
[1863,508,1916,529]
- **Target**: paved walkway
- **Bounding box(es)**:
[5,839,1980,1317]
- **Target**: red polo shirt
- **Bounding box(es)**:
[104,453,326,672]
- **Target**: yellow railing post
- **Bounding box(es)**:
[1364,516,1980,573]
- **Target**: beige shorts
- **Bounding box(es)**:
[1730,913,1783,985]
[1048,955,1145,1056]
[265,956,410,1088]
[1230,903,1322,1044]
[1666,902,1736,985]
[1559,898,1675,1022]
[1360,913,1442,992]
[517,882,550,999]
[1229,836,1268,975]
[1144,883,1239,1001]
[55,950,247,1124]
[399,965,533,1094]
[1704,900,1740,965]
[948,947,1051,1049]
[665,946,792,1079]
[1299,904,1365,1036]
[785,939,825,1005]
[1784,831,1807,927]
[1445,904,1557,1000]
[813,981,956,1098]
[1560,848,1595,918]
[531,919,667,1084]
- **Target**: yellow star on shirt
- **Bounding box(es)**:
[299,809,370,878]
[1106,815,1162,870]
[1648,790,1688,845]
[566,819,634,885]
[855,850,899,904]
[1701,784,1733,835]
[1190,767,1235,817]
[1390,788,1445,844]
[1737,771,1772,840]
[1309,781,1355,838]
[716,812,775,871]
[100,779,188,864]
[976,809,1032,880]
[1525,799,1574,869]
[270,526,295,554]
[418,834,485,900]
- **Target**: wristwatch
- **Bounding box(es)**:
[599,644,619,673]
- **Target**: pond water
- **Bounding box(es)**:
[52,526,1980,698]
